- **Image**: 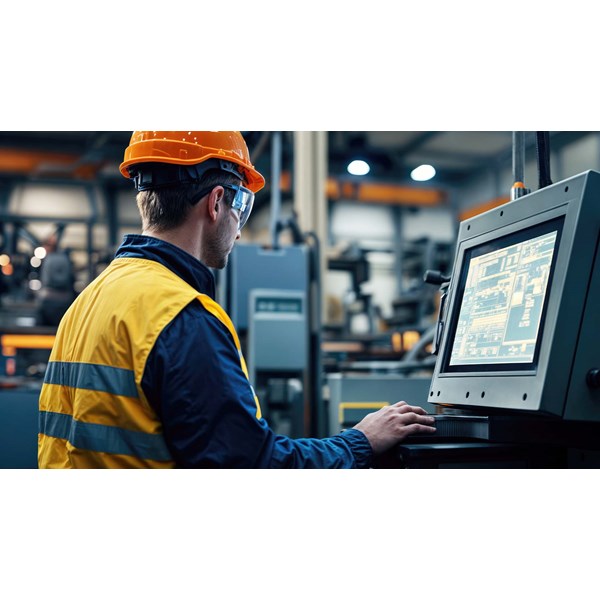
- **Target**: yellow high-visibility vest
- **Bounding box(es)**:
[38,257,260,468]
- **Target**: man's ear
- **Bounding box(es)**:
[207,186,224,222]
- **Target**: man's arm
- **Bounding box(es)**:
[142,302,434,467]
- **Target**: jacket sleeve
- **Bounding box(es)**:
[141,302,373,468]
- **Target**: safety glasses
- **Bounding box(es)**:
[191,183,255,230]
[221,183,255,230]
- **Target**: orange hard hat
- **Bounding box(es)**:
[120,131,265,193]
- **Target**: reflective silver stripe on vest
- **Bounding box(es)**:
[39,411,172,461]
[44,361,138,399]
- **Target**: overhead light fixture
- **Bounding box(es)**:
[347,159,370,176]
[411,164,436,182]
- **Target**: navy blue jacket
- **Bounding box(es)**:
[117,235,373,468]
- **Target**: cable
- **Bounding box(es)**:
[536,132,553,189]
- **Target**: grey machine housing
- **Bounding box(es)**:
[428,170,600,421]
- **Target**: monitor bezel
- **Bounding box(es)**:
[428,171,600,419]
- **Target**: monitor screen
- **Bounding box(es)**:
[443,217,564,373]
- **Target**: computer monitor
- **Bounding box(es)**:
[428,170,600,421]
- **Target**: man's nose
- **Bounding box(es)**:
[235,230,241,241]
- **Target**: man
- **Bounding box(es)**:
[38,131,435,468]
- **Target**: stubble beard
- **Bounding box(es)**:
[202,218,233,270]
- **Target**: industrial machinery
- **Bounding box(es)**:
[247,288,308,438]
[381,167,600,468]
[323,245,445,436]
[220,238,322,438]
[322,229,451,437]
[217,130,327,438]
[327,243,376,335]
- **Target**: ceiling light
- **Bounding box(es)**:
[411,164,436,182]
[347,159,370,176]
[34,247,47,259]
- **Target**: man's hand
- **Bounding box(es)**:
[353,401,436,455]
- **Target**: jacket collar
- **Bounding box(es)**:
[115,234,216,299]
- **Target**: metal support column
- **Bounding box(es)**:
[293,131,328,320]
[293,131,328,437]
[270,131,282,249]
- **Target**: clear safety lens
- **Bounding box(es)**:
[224,184,254,230]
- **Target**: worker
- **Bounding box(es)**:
[38,131,435,468]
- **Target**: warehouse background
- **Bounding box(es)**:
[1,131,597,333]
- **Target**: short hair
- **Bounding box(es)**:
[136,168,240,232]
